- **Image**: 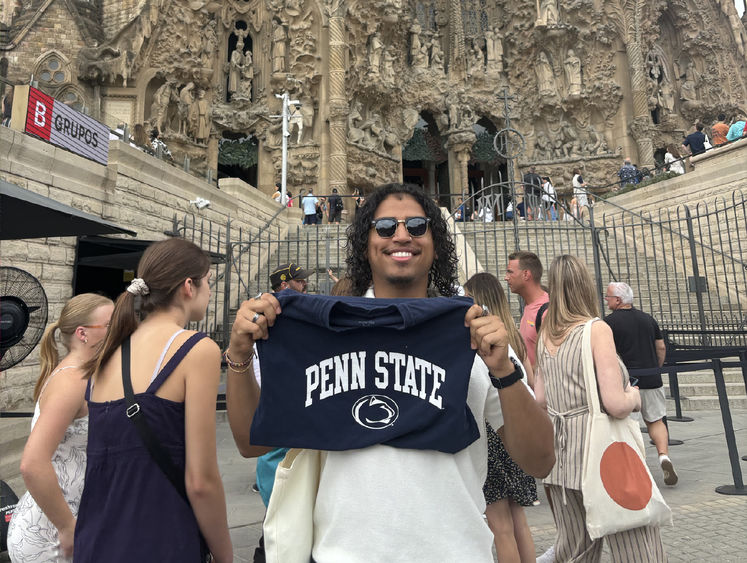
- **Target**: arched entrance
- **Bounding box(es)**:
[402,112,449,204]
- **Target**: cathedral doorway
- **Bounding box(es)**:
[218,133,258,187]
[469,118,508,209]
[402,112,449,205]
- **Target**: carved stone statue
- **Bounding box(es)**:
[485,28,503,73]
[660,79,675,115]
[538,0,559,26]
[360,112,385,152]
[564,49,582,97]
[467,40,484,76]
[227,39,244,95]
[192,89,211,143]
[240,49,253,99]
[410,23,428,69]
[533,133,552,161]
[369,32,383,76]
[583,124,606,155]
[381,48,395,84]
[348,101,365,144]
[201,20,218,68]
[151,80,177,136]
[272,19,287,73]
[679,61,699,103]
[559,119,578,157]
[178,82,195,136]
[536,52,558,98]
[429,35,444,73]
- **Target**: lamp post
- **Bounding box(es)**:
[274,92,299,205]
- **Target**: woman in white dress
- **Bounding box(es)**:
[7,294,113,563]
[664,146,685,175]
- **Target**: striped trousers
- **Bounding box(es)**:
[546,485,667,562]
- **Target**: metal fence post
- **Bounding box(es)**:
[222,222,232,350]
[712,358,747,495]
[588,203,605,314]
[684,205,710,346]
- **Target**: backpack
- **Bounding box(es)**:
[535,302,549,333]
[335,197,344,211]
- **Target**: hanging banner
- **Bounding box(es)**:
[21,86,109,165]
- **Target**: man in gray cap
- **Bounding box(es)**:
[269,262,310,293]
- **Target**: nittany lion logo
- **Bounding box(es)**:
[352,395,399,429]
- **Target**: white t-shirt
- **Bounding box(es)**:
[302,195,319,215]
[572,174,588,207]
[478,206,494,222]
[311,288,510,562]
[542,181,556,202]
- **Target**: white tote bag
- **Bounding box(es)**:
[263,448,325,563]
[580,319,672,540]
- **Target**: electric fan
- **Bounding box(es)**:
[0,267,48,370]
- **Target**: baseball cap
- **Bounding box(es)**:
[270,263,310,289]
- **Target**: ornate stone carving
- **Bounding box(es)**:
[368,31,384,77]
[272,19,287,74]
[537,0,559,27]
[564,49,582,97]
[536,52,558,98]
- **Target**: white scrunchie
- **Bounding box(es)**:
[126,278,150,296]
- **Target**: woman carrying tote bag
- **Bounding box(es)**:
[534,255,667,562]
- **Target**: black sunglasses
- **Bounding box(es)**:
[370,217,431,238]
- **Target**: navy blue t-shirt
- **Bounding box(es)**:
[683,131,706,155]
[252,291,480,453]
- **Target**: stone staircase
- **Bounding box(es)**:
[664,369,746,412]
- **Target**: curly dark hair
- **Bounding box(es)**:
[345,183,459,297]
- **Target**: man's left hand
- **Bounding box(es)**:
[465,304,514,378]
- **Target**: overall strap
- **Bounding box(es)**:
[146,332,207,394]
[121,337,189,502]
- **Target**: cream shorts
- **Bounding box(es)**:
[640,387,667,423]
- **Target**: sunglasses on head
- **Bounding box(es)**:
[370,216,431,238]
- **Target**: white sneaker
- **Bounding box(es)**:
[659,455,678,486]
[536,545,555,563]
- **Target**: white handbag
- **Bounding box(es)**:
[580,319,673,540]
[263,448,325,563]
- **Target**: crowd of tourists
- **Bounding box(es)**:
[6,181,682,562]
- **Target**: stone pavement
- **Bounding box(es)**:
[220,409,747,562]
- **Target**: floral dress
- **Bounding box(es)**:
[7,367,88,563]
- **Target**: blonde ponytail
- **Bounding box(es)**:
[33,294,113,401]
[34,321,60,401]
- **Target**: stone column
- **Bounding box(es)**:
[621,3,654,167]
[326,1,348,195]
[446,132,476,200]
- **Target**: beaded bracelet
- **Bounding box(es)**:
[223,350,254,373]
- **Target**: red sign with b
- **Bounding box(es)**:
[25,88,53,140]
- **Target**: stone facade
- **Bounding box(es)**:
[0,125,302,410]
[2,1,746,199]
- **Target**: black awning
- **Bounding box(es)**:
[77,235,225,269]
[0,178,136,240]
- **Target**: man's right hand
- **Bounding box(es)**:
[228,293,281,360]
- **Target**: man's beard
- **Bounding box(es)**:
[385,273,417,287]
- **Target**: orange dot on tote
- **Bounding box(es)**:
[599,442,652,510]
